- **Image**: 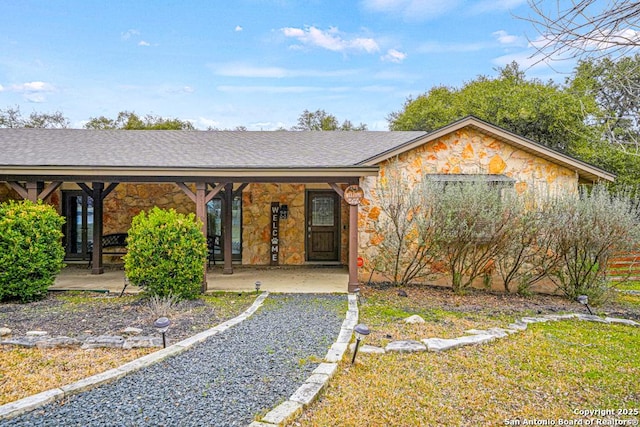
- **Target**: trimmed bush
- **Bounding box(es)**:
[124,207,207,299]
[0,200,65,302]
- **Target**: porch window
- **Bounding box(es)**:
[207,196,242,260]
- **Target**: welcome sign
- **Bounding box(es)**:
[270,202,280,265]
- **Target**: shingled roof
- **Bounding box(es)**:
[0,129,426,168]
[0,117,615,183]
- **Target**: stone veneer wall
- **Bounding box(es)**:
[103,183,195,234]
[358,126,579,282]
[242,183,349,265]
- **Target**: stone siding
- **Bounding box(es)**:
[358,126,579,282]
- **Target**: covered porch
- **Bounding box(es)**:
[50,265,349,294]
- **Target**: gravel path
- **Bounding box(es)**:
[2,294,346,427]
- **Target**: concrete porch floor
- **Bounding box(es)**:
[50,264,349,294]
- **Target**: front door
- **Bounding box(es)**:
[306,191,340,261]
[62,190,94,261]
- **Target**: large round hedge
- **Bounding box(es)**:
[124,207,208,299]
[0,200,65,302]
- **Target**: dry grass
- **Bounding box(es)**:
[292,286,640,427]
[0,347,153,405]
[0,291,256,406]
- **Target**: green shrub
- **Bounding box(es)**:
[124,207,207,299]
[0,200,65,302]
[547,185,640,304]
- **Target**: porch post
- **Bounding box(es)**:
[348,202,359,293]
[195,182,208,292]
[25,182,40,202]
[91,182,104,275]
[223,183,234,274]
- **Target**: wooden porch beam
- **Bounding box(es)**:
[77,183,92,197]
[223,182,234,275]
[6,182,28,200]
[38,181,62,201]
[91,182,105,275]
[102,183,119,199]
[205,182,226,204]
[233,183,248,198]
[176,182,196,203]
[195,182,208,292]
[328,182,344,197]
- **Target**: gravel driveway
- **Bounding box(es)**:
[2,294,346,427]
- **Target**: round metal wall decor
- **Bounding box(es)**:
[343,185,364,205]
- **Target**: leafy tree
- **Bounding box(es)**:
[0,105,70,128]
[388,63,593,153]
[292,109,367,131]
[85,111,195,130]
[570,55,640,152]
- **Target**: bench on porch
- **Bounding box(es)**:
[88,233,128,268]
[207,235,221,267]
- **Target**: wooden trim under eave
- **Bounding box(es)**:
[0,166,379,181]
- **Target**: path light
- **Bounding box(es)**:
[577,295,594,315]
[255,281,262,294]
[351,323,370,365]
[119,276,129,298]
[154,317,171,348]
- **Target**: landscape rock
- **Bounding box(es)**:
[123,336,162,349]
[508,321,527,331]
[0,327,11,337]
[121,327,144,336]
[423,334,495,352]
[25,331,48,336]
[0,337,41,348]
[385,340,426,353]
[35,336,82,349]
[576,314,610,323]
[604,317,639,327]
[349,343,386,354]
[81,335,125,349]
[404,315,425,324]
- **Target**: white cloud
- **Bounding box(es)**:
[381,48,407,63]
[361,0,461,21]
[492,30,525,46]
[138,40,150,46]
[0,84,4,92]
[281,26,379,54]
[121,29,140,40]
[235,25,243,32]
[210,63,360,78]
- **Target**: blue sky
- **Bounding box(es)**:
[0,0,575,130]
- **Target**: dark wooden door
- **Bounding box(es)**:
[307,191,340,261]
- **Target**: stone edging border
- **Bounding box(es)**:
[248,293,358,427]
[357,312,639,355]
[0,291,271,421]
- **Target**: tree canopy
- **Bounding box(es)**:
[292,109,367,131]
[84,111,195,130]
[0,106,69,128]
[388,63,594,153]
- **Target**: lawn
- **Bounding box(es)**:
[292,286,640,427]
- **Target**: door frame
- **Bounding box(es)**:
[305,190,340,262]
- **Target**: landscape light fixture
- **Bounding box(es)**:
[154,317,171,348]
[119,276,130,298]
[351,323,370,365]
[255,281,262,294]
[577,295,594,315]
